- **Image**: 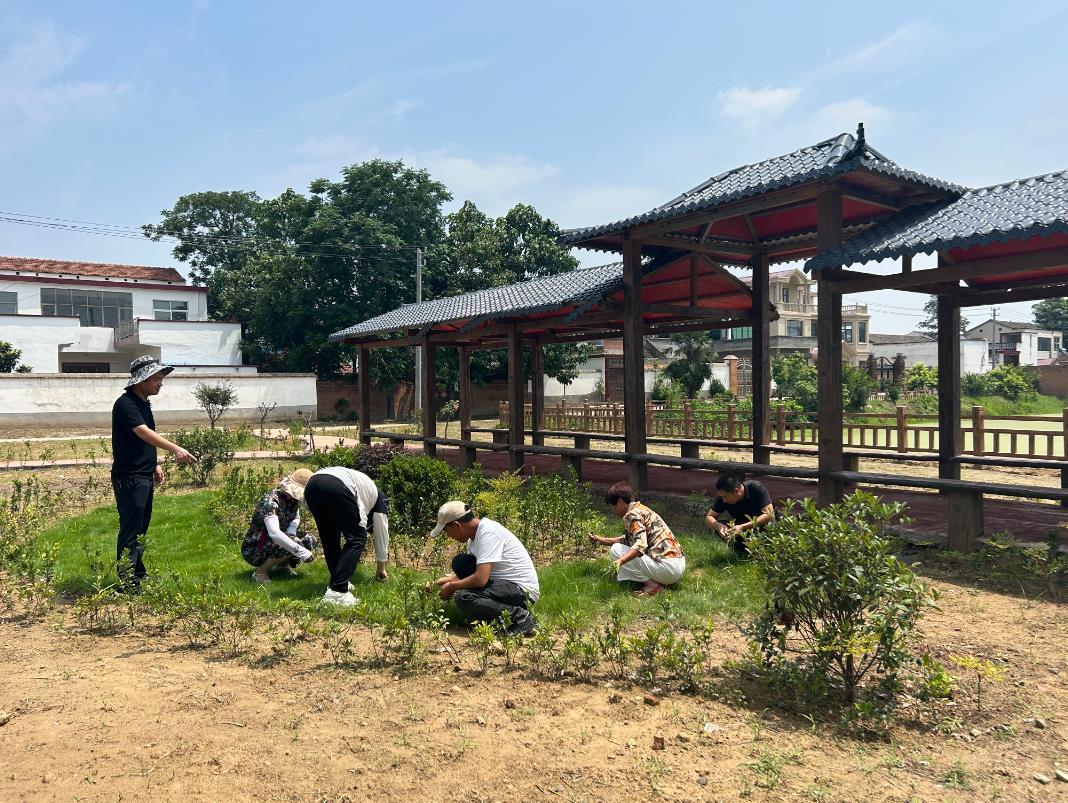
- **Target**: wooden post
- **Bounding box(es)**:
[896,405,908,453]
[358,345,372,446]
[751,252,772,464]
[972,405,985,457]
[531,341,545,447]
[683,399,693,438]
[1062,408,1068,508]
[937,295,962,481]
[458,345,475,468]
[583,401,591,432]
[727,403,737,442]
[776,403,786,446]
[645,398,654,437]
[507,325,525,471]
[947,490,983,551]
[724,355,739,395]
[816,183,845,505]
[622,236,648,490]
[420,336,437,457]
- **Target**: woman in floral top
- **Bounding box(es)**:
[241,469,319,583]
[591,481,685,597]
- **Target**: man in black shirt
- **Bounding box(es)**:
[705,474,776,557]
[112,355,196,591]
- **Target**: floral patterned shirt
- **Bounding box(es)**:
[622,501,684,561]
[244,489,300,543]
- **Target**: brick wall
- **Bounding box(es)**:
[1037,364,1068,398]
[316,379,507,423]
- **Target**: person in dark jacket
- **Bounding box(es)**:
[705,474,776,557]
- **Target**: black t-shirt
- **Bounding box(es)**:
[710,480,775,524]
[111,390,157,477]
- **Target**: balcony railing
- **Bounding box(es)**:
[114,317,139,345]
[777,302,867,315]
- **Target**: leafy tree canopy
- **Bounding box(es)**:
[917,295,970,336]
[663,332,717,398]
[1031,298,1068,339]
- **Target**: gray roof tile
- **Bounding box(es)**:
[806,169,1068,271]
[560,131,963,246]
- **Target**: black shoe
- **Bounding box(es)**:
[506,609,538,637]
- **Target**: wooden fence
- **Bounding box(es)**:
[500,401,1068,459]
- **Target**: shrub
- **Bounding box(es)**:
[192,381,238,428]
[842,364,875,412]
[172,428,236,485]
[307,441,403,478]
[747,491,935,704]
[706,377,727,397]
[209,464,287,534]
[904,363,938,390]
[377,455,456,536]
[984,365,1038,400]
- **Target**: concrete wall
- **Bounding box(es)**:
[0,314,81,372]
[0,278,208,320]
[0,373,317,426]
[869,339,991,376]
[134,320,242,366]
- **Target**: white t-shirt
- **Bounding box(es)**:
[468,518,540,602]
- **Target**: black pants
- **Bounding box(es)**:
[112,474,154,588]
[304,474,367,593]
[450,553,529,624]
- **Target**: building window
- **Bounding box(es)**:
[858,321,867,343]
[0,291,16,315]
[842,322,854,343]
[1038,336,1052,352]
[781,287,790,304]
[41,288,132,326]
[786,319,803,337]
[731,326,753,340]
[1056,337,1062,351]
[154,300,189,321]
[810,320,818,337]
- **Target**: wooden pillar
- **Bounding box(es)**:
[947,490,983,551]
[420,336,437,457]
[358,345,372,446]
[751,252,772,465]
[622,236,648,490]
[816,184,844,505]
[937,295,962,481]
[458,345,475,468]
[507,324,525,471]
[531,341,545,446]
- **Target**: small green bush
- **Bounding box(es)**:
[307,442,403,478]
[377,455,457,536]
[172,428,236,486]
[747,491,935,704]
[904,363,937,391]
[209,464,287,534]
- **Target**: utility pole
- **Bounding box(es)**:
[991,306,998,368]
[414,248,424,417]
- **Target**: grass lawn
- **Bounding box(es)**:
[39,491,761,628]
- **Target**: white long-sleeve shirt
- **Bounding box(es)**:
[263,512,312,561]
[313,467,390,562]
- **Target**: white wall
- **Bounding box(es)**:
[136,320,242,366]
[0,278,208,320]
[869,339,991,375]
[0,373,318,425]
[0,314,81,372]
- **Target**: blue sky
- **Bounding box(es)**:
[2,0,1067,333]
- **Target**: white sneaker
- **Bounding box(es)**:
[321,589,357,606]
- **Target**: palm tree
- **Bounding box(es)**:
[664,332,718,398]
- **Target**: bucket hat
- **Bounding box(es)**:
[124,355,174,389]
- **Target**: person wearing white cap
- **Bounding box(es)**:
[241,469,318,583]
[431,501,539,636]
[111,354,197,592]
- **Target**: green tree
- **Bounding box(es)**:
[663,332,717,398]
[772,352,818,411]
[0,342,23,373]
[904,362,938,390]
[192,381,239,428]
[842,363,875,412]
[1032,298,1068,340]
[917,295,970,336]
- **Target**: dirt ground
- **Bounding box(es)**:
[1,578,1065,802]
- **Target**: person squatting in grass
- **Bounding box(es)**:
[241,469,319,583]
[110,355,197,593]
[431,501,540,637]
[593,482,686,597]
[302,466,390,607]
[705,474,776,557]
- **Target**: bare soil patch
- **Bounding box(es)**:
[1,577,1065,802]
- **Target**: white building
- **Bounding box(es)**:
[868,333,991,376]
[0,256,244,373]
[965,319,1063,367]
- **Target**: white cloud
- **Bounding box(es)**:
[406,149,557,205]
[719,86,801,127]
[812,23,935,78]
[808,99,893,136]
[388,98,416,121]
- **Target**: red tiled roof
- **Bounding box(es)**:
[0,256,185,283]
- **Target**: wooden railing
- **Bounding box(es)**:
[500,401,1068,460]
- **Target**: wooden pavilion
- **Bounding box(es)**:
[330,126,1068,550]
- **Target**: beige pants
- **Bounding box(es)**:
[610,543,686,585]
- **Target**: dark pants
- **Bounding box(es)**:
[450,553,529,624]
[304,474,367,593]
[112,474,154,589]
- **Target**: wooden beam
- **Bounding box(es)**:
[743,214,761,244]
[420,336,437,457]
[901,254,912,274]
[507,324,525,470]
[642,235,756,256]
[841,187,904,211]
[358,345,371,446]
[937,292,962,481]
[531,341,545,447]
[645,317,758,336]
[689,253,698,305]
[957,280,1068,307]
[622,236,648,490]
[458,344,472,439]
[816,184,845,505]
[751,252,772,465]
[825,248,1068,294]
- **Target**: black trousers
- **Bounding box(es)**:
[450,553,529,623]
[112,474,154,587]
[304,474,367,593]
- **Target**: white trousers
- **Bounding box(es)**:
[610,542,686,585]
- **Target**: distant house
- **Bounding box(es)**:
[0,256,245,373]
[868,332,991,376]
[965,319,1063,367]
[708,268,872,365]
